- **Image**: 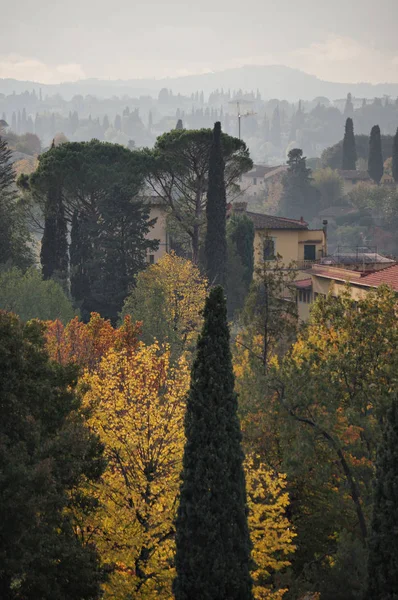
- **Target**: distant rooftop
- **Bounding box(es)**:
[320,252,394,266]
[244,165,287,180]
[231,203,310,230]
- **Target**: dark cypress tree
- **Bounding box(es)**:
[40,185,68,286]
[173,286,253,600]
[368,125,384,184]
[205,122,227,287]
[366,398,398,600]
[392,127,398,183]
[342,117,357,170]
[176,118,184,129]
[70,210,92,322]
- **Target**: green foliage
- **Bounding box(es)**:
[226,213,255,318]
[279,149,320,220]
[227,213,255,288]
[0,135,33,269]
[275,288,398,599]
[368,125,384,184]
[205,122,227,287]
[366,397,398,600]
[121,252,208,361]
[240,254,298,369]
[0,311,106,599]
[321,134,394,169]
[40,183,68,287]
[143,128,252,263]
[312,167,344,209]
[0,267,76,323]
[174,286,253,600]
[30,140,157,322]
[342,117,357,170]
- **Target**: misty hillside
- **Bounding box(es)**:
[2,65,398,101]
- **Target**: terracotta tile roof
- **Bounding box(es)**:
[360,264,398,292]
[310,264,398,292]
[245,211,309,230]
[294,279,312,289]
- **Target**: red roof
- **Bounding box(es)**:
[245,211,309,230]
[360,264,398,292]
[311,264,398,292]
[295,279,312,289]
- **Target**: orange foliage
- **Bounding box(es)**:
[45,312,141,371]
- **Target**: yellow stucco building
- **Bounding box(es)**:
[231,203,327,270]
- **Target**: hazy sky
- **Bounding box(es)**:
[1,0,397,84]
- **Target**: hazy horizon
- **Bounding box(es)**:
[2,0,398,85]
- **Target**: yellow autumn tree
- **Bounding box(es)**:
[246,455,296,600]
[81,339,295,600]
[82,342,189,600]
[121,252,208,360]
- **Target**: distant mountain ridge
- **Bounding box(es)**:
[1,65,398,101]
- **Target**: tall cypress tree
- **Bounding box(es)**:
[366,398,398,600]
[205,122,227,287]
[342,117,357,170]
[392,127,398,183]
[40,185,68,286]
[368,125,384,184]
[70,210,92,322]
[173,286,253,600]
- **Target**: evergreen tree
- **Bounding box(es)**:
[342,117,357,170]
[227,212,254,288]
[173,286,253,600]
[368,125,384,184]
[205,122,227,287]
[176,118,184,130]
[392,127,398,183]
[279,148,320,220]
[0,135,32,268]
[40,184,68,286]
[366,398,398,600]
[0,311,105,599]
[70,210,92,321]
[226,212,254,317]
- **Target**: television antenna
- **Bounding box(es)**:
[228,100,256,140]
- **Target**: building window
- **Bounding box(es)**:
[263,238,276,261]
[253,177,257,185]
[298,289,312,303]
[149,254,155,264]
[304,244,316,261]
